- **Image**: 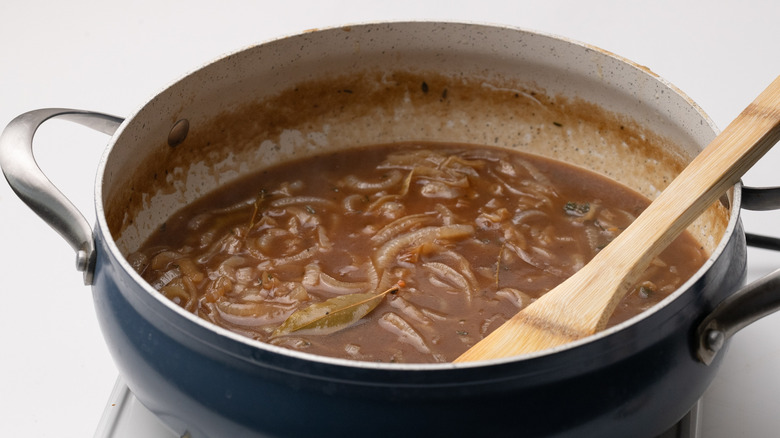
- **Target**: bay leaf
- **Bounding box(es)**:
[271,284,400,337]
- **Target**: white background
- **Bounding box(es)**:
[1,1,780,437]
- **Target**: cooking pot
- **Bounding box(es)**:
[3,22,780,438]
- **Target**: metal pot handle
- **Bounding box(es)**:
[697,186,780,365]
[0,109,123,285]
[742,186,780,210]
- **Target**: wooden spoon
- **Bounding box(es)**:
[455,76,780,363]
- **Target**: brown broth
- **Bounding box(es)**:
[129,142,707,363]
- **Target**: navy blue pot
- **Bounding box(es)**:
[91,217,746,437]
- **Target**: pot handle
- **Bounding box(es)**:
[696,185,780,365]
[742,186,780,210]
[0,109,123,285]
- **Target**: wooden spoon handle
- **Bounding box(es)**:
[455,76,780,363]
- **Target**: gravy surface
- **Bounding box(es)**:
[129,142,706,363]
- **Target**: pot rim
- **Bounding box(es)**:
[93,20,735,371]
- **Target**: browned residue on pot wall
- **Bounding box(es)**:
[105,69,728,255]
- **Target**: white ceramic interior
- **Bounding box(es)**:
[98,22,727,258]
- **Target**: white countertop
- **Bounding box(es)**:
[1,1,779,437]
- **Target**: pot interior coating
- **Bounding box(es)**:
[99,22,730,275]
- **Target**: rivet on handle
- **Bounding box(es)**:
[168,119,189,147]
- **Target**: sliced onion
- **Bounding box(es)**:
[496,159,517,177]
[338,169,403,193]
[412,167,471,189]
[235,266,257,285]
[377,312,431,354]
[211,255,247,281]
[476,208,510,230]
[434,204,457,225]
[316,226,333,251]
[268,336,312,349]
[511,209,547,225]
[505,241,567,278]
[419,181,463,199]
[252,228,290,254]
[271,180,304,196]
[496,287,532,309]
[236,288,269,302]
[318,275,373,295]
[569,253,586,272]
[422,261,472,301]
[269,196,338,210]
[366,194,401,212]
[342,194,368,213]
[150,250,180,270]
[584,227,603,254]
[285,206,322,229]
[176,258,204,283]
[216,300,297,326]
[398,170,414,196]
[160,276,195,311]
[203,276,233,303]
[419,307,448,322]
[125,252,149,275]
[378,149,446,170]
[369,213,435,245]
[197,233,244,264]
[440,155,484,176]
[431,250,479,292]
[300,263,374,295]
[388,296,432,325]
[151,268,181,290]
[271,245,319,267]
[480,314,504,337]
[367,198,406,220]
[373,224,474,269]
[302,263,321,287]
[513,158,556,195]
